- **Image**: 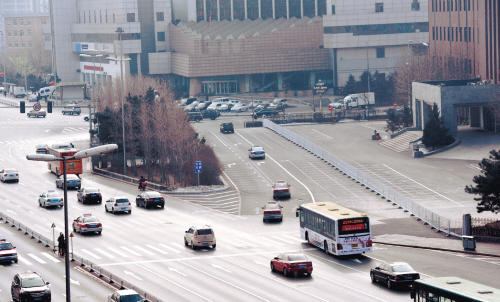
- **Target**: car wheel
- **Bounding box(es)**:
[279,217,283,222]
[184,238,188,246]
[305,232,309,243]
[370,272,376,283]
[145,203,150,209]
[212,244,216,249]
[161,205,164,209]
[105,206,108,212]
[73,225,76,233]
[283,267,288,277]
[324,241,329,255]
[136,201,139,206]
[191,241,196,250]
[129,210,132,214]
[98,231,101,235]
[112,208,115,214]
[387,279,392,289]
[271,262,276,272]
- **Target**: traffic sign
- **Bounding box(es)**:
[195,161,202,174]
[393,102,397,107]
[328,105,333,111]
[51,223,56,228]
[33,103,42,111]
[69,233,74,238]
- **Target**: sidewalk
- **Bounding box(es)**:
[374,234,500,257]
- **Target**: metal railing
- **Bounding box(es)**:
[0,211,163,302]
[263,119,463,236]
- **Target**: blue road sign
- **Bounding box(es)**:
[195,161,202,173]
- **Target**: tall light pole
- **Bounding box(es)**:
[366,42,370,93]
[107,27,130,175]
[26,144,118,302]
[407,40,413,107]
[1,31,5,90]
[80,53,103,147]
[423,42,430,80]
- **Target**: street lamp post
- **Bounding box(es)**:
[26,144,117,302]
[1,31,6,90]
[107,27,130,175]
[80,53,103,147]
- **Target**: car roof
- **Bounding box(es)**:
[115,289,140,295]
[146,191,162,196]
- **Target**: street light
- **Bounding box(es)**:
[26,144,118,302]
[106,27,130,175]
[80,52,104,146]
[423,42,430,80]
[0,31,6,90]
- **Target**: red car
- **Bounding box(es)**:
[272,180,291,199]
[271,253,313,277]
[72,213,102,235]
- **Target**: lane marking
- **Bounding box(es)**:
[41,252,61,263]
[158,244,182,253]
[312,129,333,139]
[146,245,169,255]
[120,246,142,256]
[106,247,129,258]
[27,253,47,264]
[134,245,156,256]
[94,248,116,259]
[81,249,103,259]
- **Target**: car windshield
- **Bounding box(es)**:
[197,229,212,235]
[252,147,264,151]
[116,199,129,203]
[85,188,99,193]
[66,175,80,180]
[275,183,287,188]
[83,217,99,223]
[391,264,414,272]
[4,169,17,173]
[147,192,161,198]
[265,204,280,210]
[120,294,143,302]
[0,242,14,250]
[21,277,45,288]
[288,254,308,261]
[47,193,60,198]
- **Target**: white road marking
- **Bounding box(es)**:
[134,245,155,256]
[94,248,116,258]
[41,252,61,263]
[146,245,169,255]
[120,246,142,256]
[312,129,333,139]
[28,253,47,264]
[81,249,102,259]
[158,244,182,253]
[106,247,129,258]
[17,255,33,265]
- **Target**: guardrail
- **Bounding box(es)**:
[0,97,20,107]
[0,211,163,301]
[263,119,463,236]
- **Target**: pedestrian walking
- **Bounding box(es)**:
[57,232,65,257]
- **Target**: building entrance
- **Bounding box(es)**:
[202,81,238,94]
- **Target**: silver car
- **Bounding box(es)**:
[55,174,81,189]
[108,289,143,302]
[105,197,132,214]
[184,225,216,249]
[0,168,19,183]
[248,146,265,159]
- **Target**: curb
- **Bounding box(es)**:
[373,241,500,257]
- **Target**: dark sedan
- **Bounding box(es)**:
[253,108,279,119]
[77,187,102,204]
[136,192,165,209]
[370,262,420,289]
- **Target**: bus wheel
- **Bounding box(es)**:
[324,241,329,255]
[305,232,309,243]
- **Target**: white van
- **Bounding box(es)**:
[207,102,222,111]
[13,87,26,98]
[38,87,54,100]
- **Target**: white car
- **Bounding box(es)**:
[108,289,143,302]
[329,101,344,109]
[38,190,63,208]
[0,168,19,183]
[29,94,38,102]
[184,225,216,249]
[195,102,206,110]
[231,103,248,112]
[105,197,132,214]
[248,146,265,159]
[249,100,263,109]
[219,103,229,112]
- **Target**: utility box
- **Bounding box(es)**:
[462,236,476,251]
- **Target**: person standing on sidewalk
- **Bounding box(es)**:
[57,232,65,257]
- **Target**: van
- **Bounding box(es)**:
[13,87,26,98]
[38,87,54,100]
[212,97,229,104]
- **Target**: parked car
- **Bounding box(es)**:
[262,201,283,222]
[55,174,81,189]
[184,225,216,249]
[370,262,420,289]
[62,106,81,115]
[27,109,47,118]
[231,103,248,112]
[248,146,265,159]
[136,191,165,209]
[108,289,144,302]
[219,103,229,112]
[105,197,132,214]
[28,94,38,102]
[268,98,288,109]
[202,109,219,120]
[272,180,291,199]
[72,213,102,235]
[0,168,19,183]
[248,100,264,109]
[253,108,279,119]
[195,102,207,111]
[38,190,63,208]
[0,239,18,264]
[11,272,51,302]
[270,253,313,277]
[220,122,234,133]
[77,187,103,204]
[179,97,197,106]
[36,144,49,153]
[187,112,203,122]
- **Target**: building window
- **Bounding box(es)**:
[261,0,273,20]
[376,47,385,58]
[6,19,10,25]
[156,12,164,21]
[375,3,384,12]
[432,27,435,40]
[196,0,205,22]
[15,41,18,47]
[447,27,450,41]
[19,30,24,36]
[206,0,218,21]
[27,19,31,25]
[157,31,165,41]
[469,27,472,42]
[459,27,462,41]
[247,0,259,20]
[451,0,453,10]
[41,18,47,24]
[100,10,102,23]
[14,30,18,36]
[332,5,336,15]
[275,0,287,19]
[28,30,31,36]
[113,14,115,23]
[303,0,316,18]
[94,10,97,23]
[28,41,32,47]
[318,0,327,16]
[20,19,24,25]
[83,11,86,23]
[8,42,12,48]
[127,13,135,22]
[411,0,420,11]
[21,41,25,48]
[7,30,11,37]
[289,0,301,18]
[13,19,17,25]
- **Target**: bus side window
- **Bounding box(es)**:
[300,211,304,222]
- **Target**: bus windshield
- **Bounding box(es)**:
[338,217,370,235]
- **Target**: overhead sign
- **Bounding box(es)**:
[33,103,42,111]
[195,161,202,174]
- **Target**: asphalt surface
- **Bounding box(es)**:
[0,102,499,301]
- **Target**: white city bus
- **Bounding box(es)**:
[297,202,372,256]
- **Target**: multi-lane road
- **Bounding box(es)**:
[0,103,499,301]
